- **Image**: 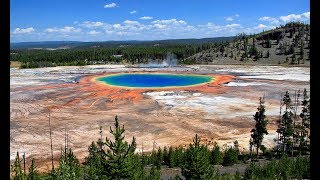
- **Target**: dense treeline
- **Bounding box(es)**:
[11,89,310,179]
[10,43,219,68]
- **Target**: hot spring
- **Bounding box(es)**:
[95,73,214,88]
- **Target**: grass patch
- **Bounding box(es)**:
[10,61,21,68]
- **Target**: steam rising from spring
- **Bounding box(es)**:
[139,52,178,68]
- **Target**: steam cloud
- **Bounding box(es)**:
[139,52,178,68]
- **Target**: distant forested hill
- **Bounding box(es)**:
[10,37,236,50]
[184,22,310,66]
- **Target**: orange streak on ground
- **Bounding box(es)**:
[18,83,77,91]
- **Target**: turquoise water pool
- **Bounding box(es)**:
[96,73,213,88]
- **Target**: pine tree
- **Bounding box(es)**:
[299,89,310,154]
[12,152,27,180]
[163,146,169,166]
[251,97,268,159]
[230,51,234,58]
[168,146,175,168]
[155,147,163,169]
[279,43,285,54]
[265,37,272,48]
[150,149,158,167]
[286,44,294,55]
[291,49,296,64]
[265,50,270,58]
[300,43,304,64]
[172,174,183,180]
[127,153,145,180]
[222,147,238,166]
[141,153,149,167]
[84,141,105,179]
[181,134,216,179]
[277,91,294,155]
[234,140,240,156]
[210,142,223,165]
[146,165,161,180]
[173,146,184,167]
[55,148,82,180]
[103,115,137,179]
[27,159,40,180]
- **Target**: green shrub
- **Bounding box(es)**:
[243,156,310,179]
[222,148,238,166]
[211,143,223,165]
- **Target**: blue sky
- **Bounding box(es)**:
[10,0,310,42]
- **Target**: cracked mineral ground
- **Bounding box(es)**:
[10,64,309,172]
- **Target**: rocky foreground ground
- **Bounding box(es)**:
[10,64,309,172]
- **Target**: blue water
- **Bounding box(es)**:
[96,73,213,88]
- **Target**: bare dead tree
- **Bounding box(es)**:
[249,138,253,160]
[47,108,54,171]
[17,152,22,175]
[296,90,302,154]
[152,140,157,152]
[23,152,26,175]
[99,125,102,142]
[276,93,283,154]
[99,125,103,157]
[292,90,301,156]
[67,129,69,150]
[141,141,144,154]
[292,90,297,157]
[64,127,67,161]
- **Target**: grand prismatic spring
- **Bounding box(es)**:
[95,73,214,88]
[10,65,310,171]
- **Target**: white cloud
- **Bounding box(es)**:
[259,16,272,21]
[226,24,241,28]
[301,12,310,19]
[123,20,140,25]
[255,24,268,29]
[116,31,128,35]
[198,22,243,35]
[225,14,240,22]
[105,30,113,34]
[44,26,81,33]
[153,24,167,29]
[258,16,280,25]
[200,22,221,31]
[12,27,35,34]
[152,19,187,25]
[252,24,275,32]
[113,24,122,29]
[104,3,117,8]
[279,11,310,22]
[259,12,310,25]
[140,16,153,20]
[130,10,137,14]
[88,30,101,35]
[80,21,104,28]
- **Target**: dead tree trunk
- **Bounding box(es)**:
[278,93,283,155]
[23,152,26,175]
[48,108,54,171]
[17,152,22,175]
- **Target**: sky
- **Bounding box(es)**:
[10,0,310,42]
